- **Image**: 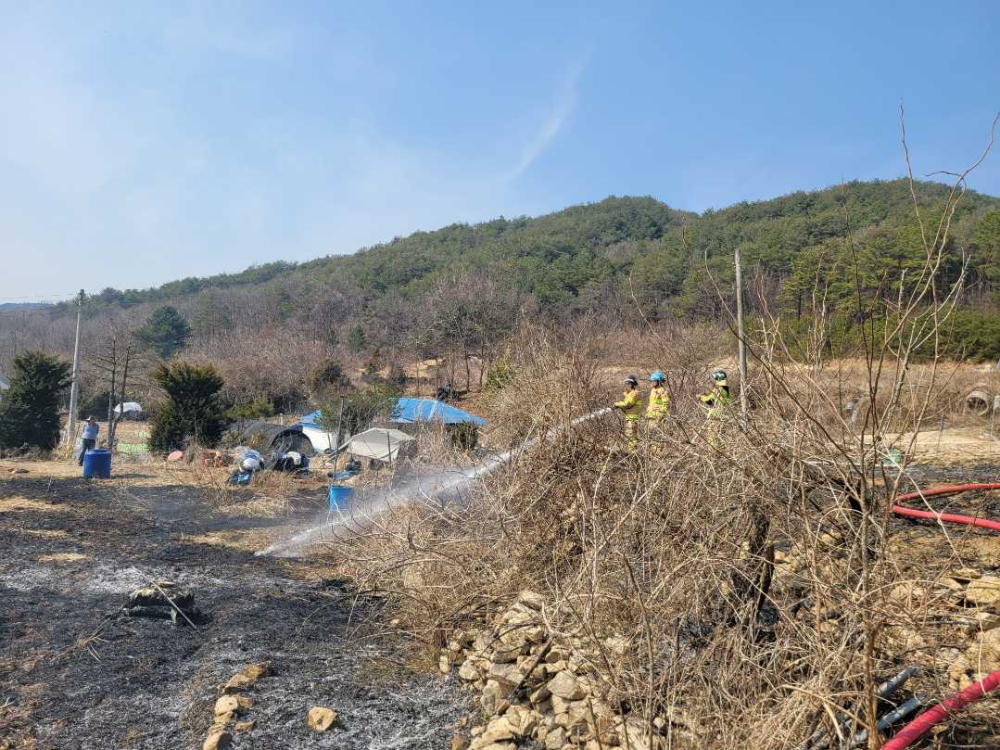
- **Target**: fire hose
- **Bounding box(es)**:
[892,482,1000,533]
[880,671,1000,750]
[878,483,1000,748]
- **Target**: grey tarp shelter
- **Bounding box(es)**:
[229,421,314,455]
[346,428,416,463]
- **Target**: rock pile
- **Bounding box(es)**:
[937,570,1000,689]
[440,590,694,750]
[444,568,1000,748]
[948,627,1000,690]
[872,568,1000,690]
[202,661,270,750]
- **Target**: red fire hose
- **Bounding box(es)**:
[880,670,1000,750]
[892,482,1000,533]
[880,482,1000,747]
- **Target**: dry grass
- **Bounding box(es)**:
[8,529,74,541]
[1,450,330,522]
[35,552,88,563]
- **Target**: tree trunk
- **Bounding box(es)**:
[106,338,117,446]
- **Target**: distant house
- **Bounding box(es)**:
[0,374,9,395]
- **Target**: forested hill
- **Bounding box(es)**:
[50,179,1000,352]
[66,195,692,314]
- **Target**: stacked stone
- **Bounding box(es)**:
[442,590,697,750]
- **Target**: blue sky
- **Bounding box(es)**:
[3,1,999,302]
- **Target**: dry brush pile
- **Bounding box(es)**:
[313,321,1000,750]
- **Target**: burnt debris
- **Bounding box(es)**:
[122,580,202,625]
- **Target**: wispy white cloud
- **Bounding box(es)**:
[505,61,585,182]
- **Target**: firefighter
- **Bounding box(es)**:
[646,370,670,423]
[699,369,731,445]
[614,375,643,450]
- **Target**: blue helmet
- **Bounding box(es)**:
[650,370,666,382]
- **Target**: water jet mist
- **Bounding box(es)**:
[256,408,611,558]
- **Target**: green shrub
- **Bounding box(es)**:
[317,382,402,439]
[360,357,382,385]
[307,359,350,396]
[148,362,225,453]
[224,397,276,421]
[0,351,71,450]
[386,364,408,389]
[450,423,479,451]
[484,359,516,393]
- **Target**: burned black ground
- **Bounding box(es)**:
[0,464,469,749]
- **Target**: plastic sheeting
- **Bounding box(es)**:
[297,399,486,434]
[391,398,486,426]
[346,428,416,462]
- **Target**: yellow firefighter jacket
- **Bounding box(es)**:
[646,386,670,420]
[699,384,731,419]
[615,389,643,421]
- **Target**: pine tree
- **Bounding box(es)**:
[135,306,192,358]
[148,362,225,452]
[307,359,350,397]
[348,324,367,354]
[0,351,71,450]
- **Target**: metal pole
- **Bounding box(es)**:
[734,248,748,423]
[334,396,345,454]
[66,289,85,448]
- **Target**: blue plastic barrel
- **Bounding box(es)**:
[328,484,353,511]
[82,449,112,479]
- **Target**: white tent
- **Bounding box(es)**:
[301,424,337,453]
[114,401,143,417]
[346,428,416,463]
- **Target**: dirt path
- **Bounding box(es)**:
[0,461,468,749]
[885,426,1000,465]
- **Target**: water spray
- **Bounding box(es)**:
[257,407,612,558]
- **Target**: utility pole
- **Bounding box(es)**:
[66,289,85,449]
[334,396,346,454]
[734,249,748,424]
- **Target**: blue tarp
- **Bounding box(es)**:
[297,399,486,429]
[391,398,486,426]
[299,410,323,427]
